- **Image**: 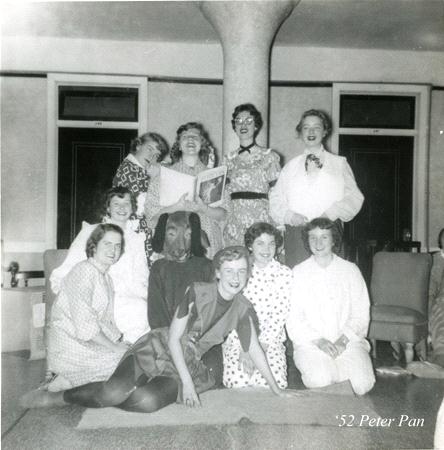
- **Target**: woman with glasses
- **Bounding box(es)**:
[223,103,281,246]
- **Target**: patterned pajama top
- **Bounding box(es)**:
[47,259,126,388]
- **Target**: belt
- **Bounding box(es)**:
[230,192,268,200]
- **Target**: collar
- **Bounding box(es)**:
[303,145,325,158]
[126,153,145,169]
[238,141,256,155]
[88,257,109,274]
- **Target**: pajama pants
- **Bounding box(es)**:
[293,341,375,396]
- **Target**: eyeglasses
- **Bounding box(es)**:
[234,117,254,126]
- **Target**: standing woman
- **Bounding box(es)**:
[223,103,281,246]
[269,109,364,268]
[144,122,226,258]
[223,223,292,389]
[113,132,170,265]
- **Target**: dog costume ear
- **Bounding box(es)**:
[188,212,206,257]
[151,213,169,253]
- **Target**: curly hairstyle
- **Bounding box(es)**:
[244,222,283,252]
[301,217,343,254]
[295,109,332,138]
[103,186,136,218]
[86,223,125,258]
[231,103,263,136]
[170,122,213,166]
[129,132,170,162]
[212,246,250,277]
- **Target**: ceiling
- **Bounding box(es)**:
[2,0,444,52]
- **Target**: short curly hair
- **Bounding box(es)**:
[170,122,213,166]
[231,103,263,136]
[244,222,283,252]
[213,246,250,277]
[85,223,125,258]
[301,218,342,254]
[295,109,332,138]
[129,132,170,162]
[103,186,136,218]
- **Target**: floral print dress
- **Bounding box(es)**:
[223,148,281,246]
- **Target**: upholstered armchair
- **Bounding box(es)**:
[368,251,432,363]
[43,249,68,321]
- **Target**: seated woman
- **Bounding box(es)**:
[286,218,375,396]
[46,224,130,392]
[23,247,298,411]
[144,122,226,258]
[113,132,170,265]
[223,223,292,389]
[50,186,149,344]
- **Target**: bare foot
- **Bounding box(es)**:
[20,389,67,409]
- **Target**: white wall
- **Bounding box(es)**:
[3,37,444,85]
[1,36,443,270]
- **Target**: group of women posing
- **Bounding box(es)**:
[21,104,376,412]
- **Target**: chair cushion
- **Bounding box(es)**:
[371,305,427,325]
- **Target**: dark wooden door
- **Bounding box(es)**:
[57,128,137,249]
[340,135,414,282]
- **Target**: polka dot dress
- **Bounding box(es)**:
[222,259,292,389]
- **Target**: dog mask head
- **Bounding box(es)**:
[151,211,206,261]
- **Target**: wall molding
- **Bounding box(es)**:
[3,241,47,253]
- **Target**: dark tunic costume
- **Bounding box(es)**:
[147,256,213,329]
[64,282,259,407]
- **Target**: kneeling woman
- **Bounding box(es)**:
[286,218,375,396]
[24,247,297,411]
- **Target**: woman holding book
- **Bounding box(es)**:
[223,103,281,246]
[144,122,226,258]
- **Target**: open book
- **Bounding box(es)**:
[159,165,227,208]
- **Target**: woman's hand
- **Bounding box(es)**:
[238,351,255,377]
[313,338,339,358]
[284,211,308,227]
[272,388,306,398]
[333,334,349,357]
[113,341,131,353]
[182,381,201,408]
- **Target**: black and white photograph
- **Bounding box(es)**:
[1,1,444,449]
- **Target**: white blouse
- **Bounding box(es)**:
[269,149,364,224]
[286,255,370,346]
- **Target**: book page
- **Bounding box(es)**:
[196,166,227,207]
[159,166,196,207]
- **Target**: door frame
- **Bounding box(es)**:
[332,83,431,250]
[46,73,148,249]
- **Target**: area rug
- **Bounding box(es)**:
[77,385,380,429]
